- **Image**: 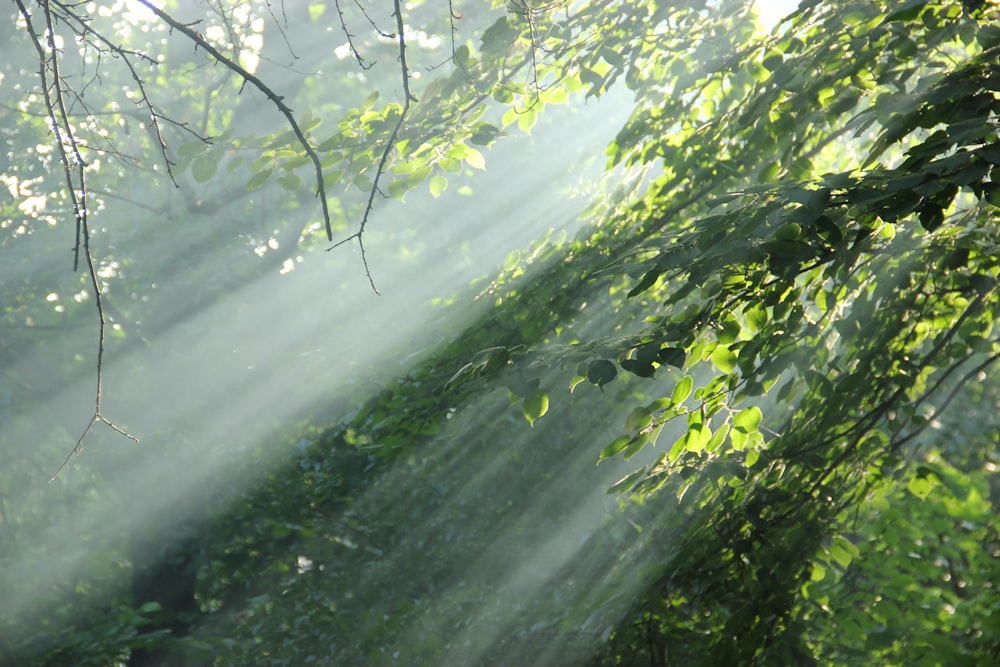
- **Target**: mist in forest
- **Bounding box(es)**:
[0,1,808,664]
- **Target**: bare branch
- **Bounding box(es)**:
[327,0,416,294]
[261,0,299,60]
[352,0,395,39]
[333,0,374,70]
[14,0,138,477]
[134,0,334,240]
[50,0,196,186]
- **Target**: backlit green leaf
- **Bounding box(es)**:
[672,376,693,405]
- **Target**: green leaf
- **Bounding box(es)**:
[982,182,1000,207]
[745,304,767,332]
[730,428,748,451]
[706,423,730,453]
[359,90,380,112]
[711,346,738,373]
[599,434,631,460]
[667,434,686,462]
[246,169,273,191]
[429,175,448,198]
[684,422,711,454]
[624,407,652,432]
[278,173,301,191]
[464,148,486,170]
[407,165,433,188]
[623,433,649,460]
[733,406,762,433]
[469,123,500,146]
[918,203,944,232]
[671,376,693,405]
[308,2,325,20]
[776,222,801,241]
[627,269,662,298]
[517,107,538,133]
[191,155,217,183]
[907,474,934,500]
[176,140,208,159]
[607,469,646,494]
[387,179,409,200]
[523,390,549,427]
[544,86,568,105]
[621,358,655,378]
[977,24,1000,49]
[658,347,686,369]
[587,359,617,388]
[881,0,928,24]
[828,537,858,567]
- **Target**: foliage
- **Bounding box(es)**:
[2,0,1000,666]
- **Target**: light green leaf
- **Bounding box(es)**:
[429,175,448,198]
[684,422,711,454]
[712,346,738,373]
[828,539,855,568]
[308,2,325,21]
[623,433,649,460]
[600,435,631,460]
[523,390,549,427]
[745,304,767,332]
[517,108,538,133]
[706,423,729,453]
[465,148,486,170]
[672,376,693,405]
[359,90,379,112]
[387,179,409,200]
[733,406,762,433]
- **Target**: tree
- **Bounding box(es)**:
[1,0,999,666]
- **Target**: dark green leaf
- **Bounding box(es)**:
[587,359,617,388]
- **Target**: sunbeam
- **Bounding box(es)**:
[4,1,1000,665]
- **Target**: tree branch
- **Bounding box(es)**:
[13,0,138,479]
[134,0,334,241]
[327,0,416,294]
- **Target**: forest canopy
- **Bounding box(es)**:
[1,0,999,666]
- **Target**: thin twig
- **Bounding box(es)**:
[333,0,374,69]
[327,0,416,294]
[14,0,138,479]
[51,0,197,186]
[134,0,334,240]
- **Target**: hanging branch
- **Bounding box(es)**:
[327,0,416,294]
[13,0,138,480]
[133,0,334,241]
[333,0,374,69]
[48,0,207,187]
[260,0,299,60]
